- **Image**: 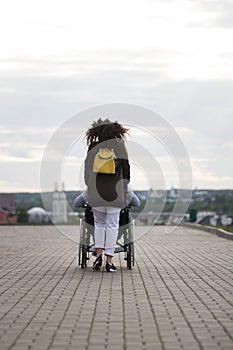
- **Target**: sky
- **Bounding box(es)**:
[0,0,233,192]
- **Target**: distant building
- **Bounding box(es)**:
[27,207,49,224]
[0,208,17,224]
[169,187,178,199]
[193,189,208,202]
[197,211,232,226]
[52,183,68,224]
[0,193,16,210]
[0,193,17,224]
[149,189,164,199]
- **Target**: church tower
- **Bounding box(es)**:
[52,182,68,224]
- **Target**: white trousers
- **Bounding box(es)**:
[93,206,121,257]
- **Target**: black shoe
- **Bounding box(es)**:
[106,262,117,272]
[93,255,102,270]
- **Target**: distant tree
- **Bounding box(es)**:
[16,209,28,223]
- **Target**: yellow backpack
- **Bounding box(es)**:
[93,148,116,174]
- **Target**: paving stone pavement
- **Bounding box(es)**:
[0,225,233,350]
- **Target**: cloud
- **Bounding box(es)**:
[0,65,233,190]
[190,0,233,28]
[0,0,233,190]
[192,159,233,188]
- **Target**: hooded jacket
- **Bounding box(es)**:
[84,139,130,208]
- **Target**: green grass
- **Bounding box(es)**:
[204,225,233,233]
[217,226,233,233]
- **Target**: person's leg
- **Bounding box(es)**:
[92,207,106,269]
[105,226,118,264]
[105,207,121,267]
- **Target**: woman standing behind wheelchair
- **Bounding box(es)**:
[84,118,130,272]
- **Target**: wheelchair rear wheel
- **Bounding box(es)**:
[78,219,88,269]
[126,219,135,269]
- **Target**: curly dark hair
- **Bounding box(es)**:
[85,118,129,147]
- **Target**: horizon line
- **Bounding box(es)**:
[1,188,233,194]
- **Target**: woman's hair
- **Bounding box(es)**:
[86,118,129,147]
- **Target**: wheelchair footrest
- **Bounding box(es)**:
[114,247,125,253]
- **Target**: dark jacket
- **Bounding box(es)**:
[84,139,130,208]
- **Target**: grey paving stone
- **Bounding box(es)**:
[0,225,233,350]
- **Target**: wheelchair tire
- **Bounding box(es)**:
[127,219,135,269]
[78,219,83,266]
[78,243,81,266]
[81,244,87,269]
[79,219,87,269]
[127,241,134,269]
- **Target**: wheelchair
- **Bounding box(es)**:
[78,204,135,269]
